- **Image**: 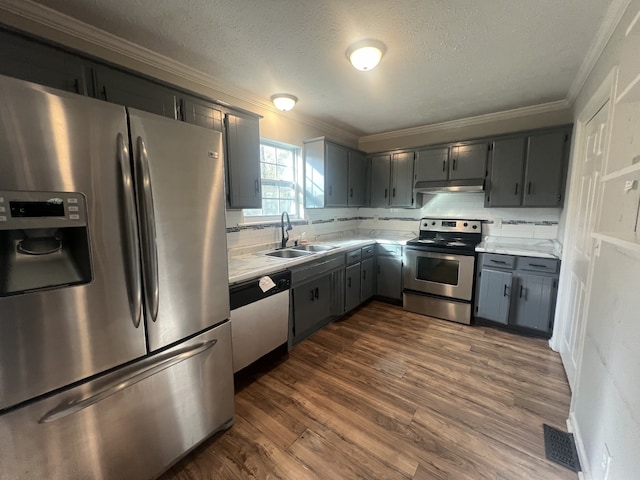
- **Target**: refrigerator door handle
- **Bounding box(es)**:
[118,133,142,328]
[136,136,160,323]
[39,338,218,423]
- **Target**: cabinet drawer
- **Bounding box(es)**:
[480,253,516,269]
[346,249,362,266]
[377,243,401,256]
[517,257,559,273]
[361,244,375,259]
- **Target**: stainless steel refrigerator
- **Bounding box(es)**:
[0,74,234,479]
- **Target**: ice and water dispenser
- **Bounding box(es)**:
[0,191,92,296]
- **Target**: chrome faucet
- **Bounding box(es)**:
[281,211,293,249]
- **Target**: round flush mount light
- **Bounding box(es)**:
[271,94,298,111]
[347,40,386,71]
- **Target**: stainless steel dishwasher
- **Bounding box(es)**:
[229,270,291,373]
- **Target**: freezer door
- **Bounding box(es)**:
[128,108,230,351]
[0,75,147,411]
[0,323,234,480]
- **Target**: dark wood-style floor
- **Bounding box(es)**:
[159,301,575,480]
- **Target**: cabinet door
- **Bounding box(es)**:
[292,277,332,341]
[486,137,526,207]
[369,154,392,207]
[361,257,375,302]
[415,147,449,182]
[345,263,362,312]
[450,143,488,180]
[94,66,177,118]
[225,112,262,209]
[325,142,349,207]
[181,95,224,131]
[376,256,402,300]
[476,268,512,324]
[391,152,415,207]
[348,150,366,206]
[0,30,91,96]
[512,273,556,333]
[523,131,567,207]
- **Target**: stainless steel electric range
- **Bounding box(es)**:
[403,218,482,325]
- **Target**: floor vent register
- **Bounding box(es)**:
[543,424,581,472]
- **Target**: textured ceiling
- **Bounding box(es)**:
[29,0,611,135]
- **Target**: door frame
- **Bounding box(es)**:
[549,67,618,378]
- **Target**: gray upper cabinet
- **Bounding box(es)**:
[415,147,449,182]
[486,128,570,208]
[486,137,527,207]
[225,112,262,209]
[0,30,92,96]
[180,94,224,132]
[391,152,415,207]
[449,142,488,180]
[325,142,349,207]
[369,154,392,207]
[348,150,367,206]
[94,65,177,119]
[369,152,415,207]
[523,131,569,207]
[304,138,364,208]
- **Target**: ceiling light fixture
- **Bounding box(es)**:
[271,94,298,111]
[347,40,386,71]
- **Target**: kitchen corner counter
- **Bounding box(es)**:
[228,236,409,285]
[475,237,562,259]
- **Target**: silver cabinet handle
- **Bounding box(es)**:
[39,339,217,423]
[118,134,142,329]
[527,182,532,195]
[442,160,446,172]
[514,183,518,195]
[135,137,159,323]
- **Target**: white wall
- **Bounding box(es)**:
[564,1,640,478]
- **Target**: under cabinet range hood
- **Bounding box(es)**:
[413,178,485,194]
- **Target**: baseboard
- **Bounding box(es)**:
[567,412,591,480]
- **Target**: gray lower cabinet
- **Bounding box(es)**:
[224,112,262,209]
[291,275,332,344]
[486,128,571,208]
[361,256,375,302]
[475,253,559,337]
[345,263,362,312]
[289,254,345,346]
[376,244,403,300]
[0,30,92,96]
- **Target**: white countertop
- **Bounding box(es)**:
[475,237,562,259]
[228,236,409,284]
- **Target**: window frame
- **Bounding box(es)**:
[242,139,304,222]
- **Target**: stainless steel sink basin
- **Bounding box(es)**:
[265,249,314,258]
[291,244,336,252]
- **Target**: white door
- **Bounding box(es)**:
[556,101,610,390]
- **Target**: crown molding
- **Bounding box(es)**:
[359,99,571,146]
[0,0,359,143]
[566,0,632,105]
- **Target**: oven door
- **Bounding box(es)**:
[403,247,475,301]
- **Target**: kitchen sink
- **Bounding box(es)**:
[291,244,337,252]
[265,249,314,258]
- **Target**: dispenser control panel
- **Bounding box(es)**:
[0,191,87,230]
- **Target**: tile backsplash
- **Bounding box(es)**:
[226,192,561,250]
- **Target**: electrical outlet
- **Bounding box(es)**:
[623,179,637,193]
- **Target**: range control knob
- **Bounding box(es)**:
[432,221,436,225]
[472,225,478,229]
[463,222,468,227]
